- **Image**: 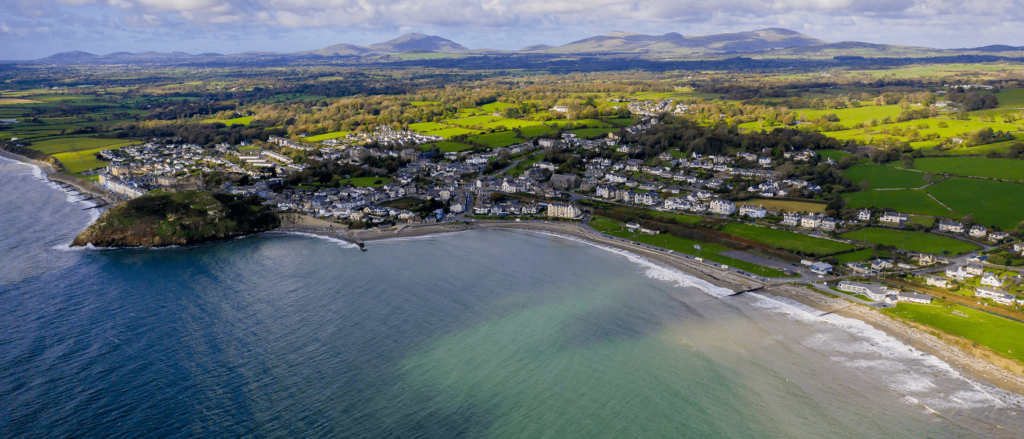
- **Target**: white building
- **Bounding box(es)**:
[547,202,582,219]
[709,199,737,215]
[926,276,950,288]
[838,281,889,301]
[938,221,965,234]
[800,214,823,229]
[856,209,872,221]
[975,287,1015,305]
[981,272,1004,287]
[879,212,908,225]
[898,292,932,304]
[738,204,766,219]
[969,225,987,238]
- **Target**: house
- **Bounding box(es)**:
[550,174,581,190]
[988,231,1010,242]
[838,281,889,301]
[926,276,950,288]
[871,259,893,270]
[625,222,640,231]
[810,262,833,275]
[915,253,949,266]
[938,221,965,234]
[965,263,984,276]
[975,287,1016,305]
[820,217,840,231]
[780,213,801,227]
[879,211,909,225]
[547,202,582,219]
[800,214,823,229]
[1014,242,1024,253]
[758,157,772,167]
[968,225,987,238]
[709,199,737,215]
[845,263,872,274]
[738,204,767,219]
[981,272,1004,287]
[898,292,932,304]
[946,266,969,279]
[856,209,872,222]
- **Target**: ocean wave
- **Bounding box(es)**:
[272,231,359,249]
[748,292,1024,411]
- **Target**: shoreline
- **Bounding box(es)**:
[0,149,120,206]
[279,215,1024,401]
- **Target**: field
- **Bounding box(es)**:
[832,248,875,263]
[589,217,788,277]
[844,164,927,189]
[736,199,826,213]
[467,131,523,148]
[203,116,252,126]
[302,131,350,142]
[337,177,390,188]
[911,158,1024,182]
[844,189,953,217]
[818,150,851,161]
[719,223,856,256]
[926,178,1024,229]
[30,137,136,154]
[884,303,1024,363]
[423,141,474,153]
[52,147,111,173]
[840,227,979,255]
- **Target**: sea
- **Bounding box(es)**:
[3,155,1024,438]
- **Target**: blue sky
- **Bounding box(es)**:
[1,0,1022,59]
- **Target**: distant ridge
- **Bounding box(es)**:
[537,28,826,54]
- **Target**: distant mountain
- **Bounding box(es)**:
[533,28,827,54]
[367,33,467,53]
[962,45,1024,52]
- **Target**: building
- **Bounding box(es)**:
[871,259,893,271]
[547,202,582,219]
[709,199,737,215]
[975,287,1016,305]
[550,174,580,190]
[989,231,1010,242]
[738,204,766,219]
[780,213,801,227]
[965,263,984,276]
[820,218,840,231]
[926,276,950,288]
[838,281,889,301]
[898,292,932,304]
[938,221,965,234]
[968,225,987,238]
[810,261,833,275]
[945,266,970,280]
[856,209,872,222]
[800,214,823,229]
[981,272,1004,287]
[879,212,909,225]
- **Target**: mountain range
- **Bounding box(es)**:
[31,29,1024,64]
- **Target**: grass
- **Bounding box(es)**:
[336,177,389,188]
[884,303,1024,363]
[29,137,136,154]
[467,131,522,148]
[302,131,350,142]
[840,227,979,255]
[203,115,252,126]
[833,248,875,263]
[736,199,826,213]
[845,164,927,189]
[926,177,1024,230]
[52,147,111,173]
[589,217,788,277]
[844,189,954,218]
[818,150,852,161]
[910,158,1024,182]
[570,128,620,138]
[719,223,856,256]
[424,141,474,153]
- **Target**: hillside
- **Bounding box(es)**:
[72,191,280,247]
[539,28,827,54]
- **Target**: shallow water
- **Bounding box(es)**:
[2,156,1022,438]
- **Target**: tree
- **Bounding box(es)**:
[961,214,975,225]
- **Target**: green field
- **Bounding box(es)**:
[203,115,252,126]
[589,217,788,277]
[818,150,852,161]
[30,137,136,154]
[337,177,389,188]
[833,248,875,263]
[840,227,979,255]
[844,189,953,217]
[570,128,620,139]
[719,223,856,256]
[996,88,1024,109]
[884,303,1024,363]
[302,131,350,142]
[911,158,1024,182]
[467,131,522,148]
[926,178,1024,229]
[52,147,111,173]
[845,164,927,189]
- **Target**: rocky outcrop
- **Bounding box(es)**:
[72,191,279,247]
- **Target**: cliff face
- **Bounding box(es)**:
[72,191,280,247]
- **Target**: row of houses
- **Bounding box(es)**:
[838,281,932,304]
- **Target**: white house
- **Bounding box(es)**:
[758,157,772,167]
[738,204,767,219]
[547,202,582,219]
[709,199,737,215]
[946,266,970,280]
[965,264,984,276]
[800,214,823,229]
[968,225,987,238]
[926,276,950,288]
[975,287,1016,305]
[871,259,893,271]
[988,231,1010,242]
[938,221,965,234]
[780,213,801,227]
[880,212,909,225]
[838,281,889,301]
[810,261,833,275]
[898,292,932,304]
[820,218,840,231]
[856,209,872,222]
[981,272,1004,287]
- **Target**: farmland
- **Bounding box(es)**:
[910,157,1024,182]
[884,303,1024,363]
[840,227,979,255]
[423,141,474,153]
[52,147,112,173]
[30,138,137,155]
[926,178,1024,229]
[203,116,253,126]
[718,223,856,256]
[844,189,954,217]
[844,164,927,189]
[302,131,350,142]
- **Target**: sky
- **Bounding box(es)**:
[1,0,1022,60]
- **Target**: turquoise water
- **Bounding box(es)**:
[2,156,1023,438]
